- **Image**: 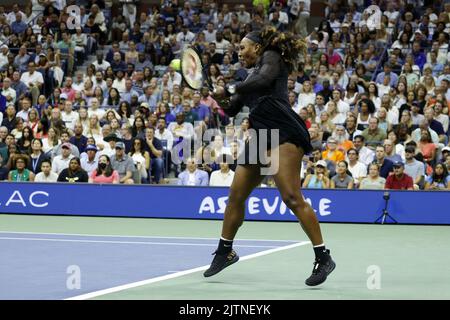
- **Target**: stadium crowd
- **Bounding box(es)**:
[0,0,449,190]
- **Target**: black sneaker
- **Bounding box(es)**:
[305,250,336,286]
[203,250,239,277]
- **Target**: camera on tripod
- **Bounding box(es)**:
[375,191,397,224]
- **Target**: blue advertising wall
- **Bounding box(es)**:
[0,182,448,225]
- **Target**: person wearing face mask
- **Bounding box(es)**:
[89,154,120,184]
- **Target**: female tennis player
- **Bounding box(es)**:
[204,27,336,286]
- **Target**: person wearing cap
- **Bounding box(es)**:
[302,159,331,189]
[51,142,75,175]
[441,146,450,165]
[404,145,425,189]
[53,130,80,158]
[308,40,322,66]
[385,160,414,190]
[81,144,99,176]
[0,44,9,69]
[110,141,135,184]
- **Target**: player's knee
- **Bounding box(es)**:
[281,192,303,210]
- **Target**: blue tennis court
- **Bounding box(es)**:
[0,231,302,300]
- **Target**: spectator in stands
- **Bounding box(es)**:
[110,141,135,184]
[356,98,376,131]
[178,157,209,186]
[375,63,399,88]
[374,145,394,179]
[362,117,386,150]
[89,154,120,184]
[303,160,331,189]
[330,160,354,189]
[322,136,344,164]
[346,148,367,187]
[8,155,34,182]
[129,137,150,184]
[383,139,403,163]
[34,158,58,182]
[28,138,47,174]
[81,144,99,176]
[57,157,88,183]
[359,163,386,190]
[209,154,235,187]
[20,61,43,105]
[424,162,450,190]
[404,145,425,189]
[144,127,164,184]
[52,142,74,175]
[385,160,414,190]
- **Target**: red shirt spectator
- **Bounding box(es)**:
[385,161,414,190]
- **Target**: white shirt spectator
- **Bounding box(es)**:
[168,121,195,140]
[214,39,231,55]
[155,128,174,151]
[167,71,182,87]
[113,78,126,94]
[61,111,79,131]
[297,92,316,108]
[209,169,235,186]
[2,87,17,104]
[336,100,350,115]
[52,154,74,175]
[176,31,196,47]
[20,71,44,88]
[34,171,59,182]
[17,109,30,122]
[203,30,217,43]
[7,11,26,24]
[88,108,106,120]
[269,11,289,25]
[92,60,111,73]
[348,161,367,183]
[357,146,375,166]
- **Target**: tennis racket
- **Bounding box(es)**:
[181,47,214,91]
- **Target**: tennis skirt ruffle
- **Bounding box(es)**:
[238,96,312,165]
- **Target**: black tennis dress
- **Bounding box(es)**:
[226,50,312,164]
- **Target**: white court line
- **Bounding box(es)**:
[0,237,279,248]
[65,241,311,301]
[0,231,298,243]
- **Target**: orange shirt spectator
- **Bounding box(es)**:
[322,137,345,164]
